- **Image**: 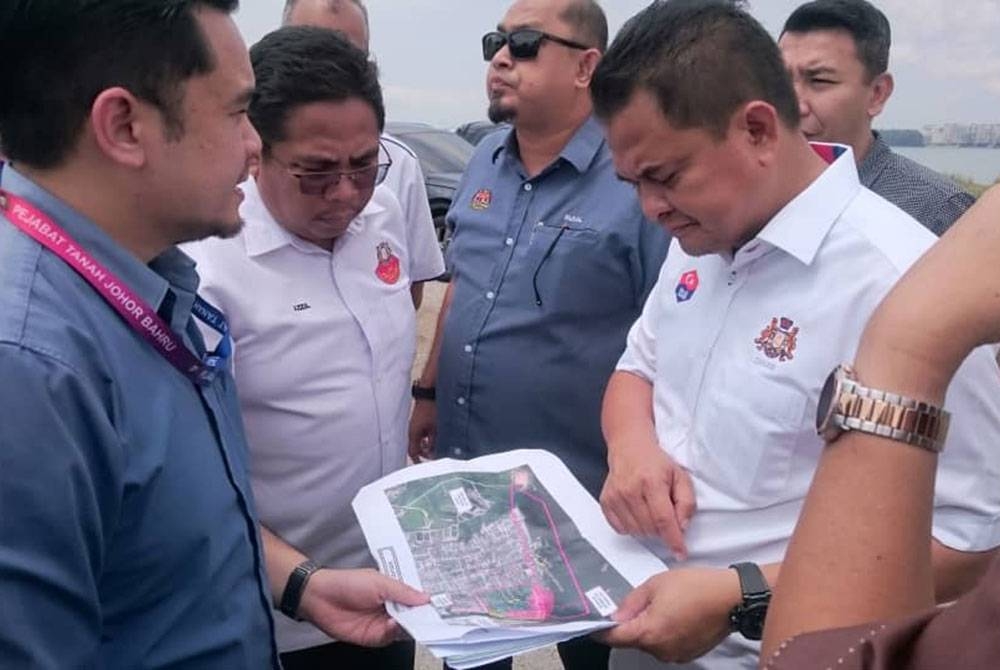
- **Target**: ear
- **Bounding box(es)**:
[575,48,603,89]
[867,72,894,119]
[89,87,154,169]
[734,101,781,165]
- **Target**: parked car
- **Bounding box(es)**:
[455,120,510,146]
[385,122,474,258]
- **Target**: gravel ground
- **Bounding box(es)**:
[411,282,563,670]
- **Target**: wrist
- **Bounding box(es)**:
[411,381,436,401]
[278,559,321,621]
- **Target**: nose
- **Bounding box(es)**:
[490,41,513,69]
[322,175,365,201]
[243,117,263,162]
[792,80,811,119]
[637,181,675,224]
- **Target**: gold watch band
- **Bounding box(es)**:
[833,378,950,452]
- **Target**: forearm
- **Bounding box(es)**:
[603,370,658,460]
[261,525,308,604]
[763,186,1000,656]
[932,540,998,604]
[415,280,453,387]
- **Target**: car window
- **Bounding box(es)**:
[398,132,474,175]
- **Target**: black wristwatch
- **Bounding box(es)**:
[411,382,436,401]
[278,559,320,621]
[728,562,771,641]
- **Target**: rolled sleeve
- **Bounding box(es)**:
[0,345,122,668]
[616,258,671,383]
[393,151,446,282]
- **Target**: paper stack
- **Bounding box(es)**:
[352,449,667,668]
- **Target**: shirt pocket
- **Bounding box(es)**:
[524,223,631,315]
[695,361,809,507]
[368,286,417,380]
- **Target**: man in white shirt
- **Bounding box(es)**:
[283,0,446,307]
[187,27,425,670]
[585,2,1000,669]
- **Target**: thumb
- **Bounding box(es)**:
[612,581,653,623]
[379,575,430,608]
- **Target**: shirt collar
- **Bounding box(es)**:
[1,164,181,314]
[857,131,890,187]
[241,177,387,258]
[754,143,861,267]
[491,116,606,174]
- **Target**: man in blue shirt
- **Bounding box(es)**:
[409,1,668,668]
[0,2,423,667]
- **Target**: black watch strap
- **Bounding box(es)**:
[411,382,436,401]
[279,559,320,621]
[730,561,769,598]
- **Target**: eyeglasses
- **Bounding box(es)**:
[482,29,590,61]
[270,143,392,196]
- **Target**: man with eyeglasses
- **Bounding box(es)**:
[185,26,423,670]
[409,2,668,669]
[283,0,446,308]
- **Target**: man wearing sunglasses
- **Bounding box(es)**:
[186,27,424,670]
[410,2,669,669]
[283,0,446,308]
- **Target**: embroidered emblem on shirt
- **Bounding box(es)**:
[375,241,401,285]
[471,189,493,211]
[754,317,799,362]
[675,270,700,303]
[563,214,584,225]
[293,302,312,312]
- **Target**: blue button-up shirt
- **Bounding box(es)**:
[437,117,669,496]
[0,168,278,668]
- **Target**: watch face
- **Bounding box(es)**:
[738,601,769,641]
[815,367,840,437]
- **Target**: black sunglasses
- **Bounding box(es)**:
[482,29,590,61]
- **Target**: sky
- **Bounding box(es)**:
[234,1,1000,131]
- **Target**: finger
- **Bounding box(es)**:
[602,487,646,537]
[671,466,697,532]
[643,482,686,560]
[379,576,430,607]
[601,614,646,648]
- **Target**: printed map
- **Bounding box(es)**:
[385,465,632,626]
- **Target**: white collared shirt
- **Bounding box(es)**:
[612,147,1000,670]
[186,179,417,653]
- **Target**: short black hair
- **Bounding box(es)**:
[782,0,891,80]
[591,0,800,138]
[561,0,609,52]
[248,26,384,153]
[0,0,239,169]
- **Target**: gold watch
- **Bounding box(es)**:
[815,364,950,452]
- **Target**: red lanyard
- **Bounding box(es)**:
[0,189,231,385]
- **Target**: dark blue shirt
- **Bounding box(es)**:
[0,167,279,668]
[437,117,669,496]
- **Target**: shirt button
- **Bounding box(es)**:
[524,183,533,192]
[505,237,514,246]
[464,344,474,353]
[486,291,496,300]
[457,397,467,406]
[453,448,462,456]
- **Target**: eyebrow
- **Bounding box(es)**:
[230,86,255,109]
[295,146,380,170]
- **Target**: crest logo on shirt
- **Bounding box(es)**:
[675,270,700,303]
[471,189,493,211]
[755,317,799,362]
[375,241,401,285]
